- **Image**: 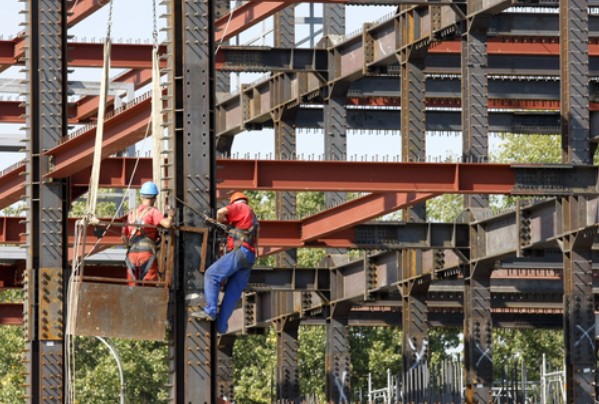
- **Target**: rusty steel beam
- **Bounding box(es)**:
[216,159,516,193]
[74,68,152,122]
[4,38,599,72]
[0,158,153,210]
[47,96,152,178]
[0,303,23,325]
[66,0,110,26]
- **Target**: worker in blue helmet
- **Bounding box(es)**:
[122,181,174,286]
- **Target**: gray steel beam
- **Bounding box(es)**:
[24,1,68,402]
[292,108,561,133]
[167,0,217,401]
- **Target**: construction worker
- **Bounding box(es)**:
[122,181,174,286]
[192,191,258,334]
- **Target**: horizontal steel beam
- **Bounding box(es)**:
[216,159,598,195]
[0,158,152,210]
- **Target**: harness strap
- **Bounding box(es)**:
[236,248,250,268]
[125,254,157,282]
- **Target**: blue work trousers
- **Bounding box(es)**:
[204,246,255,333]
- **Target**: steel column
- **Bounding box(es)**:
[560,196,596,402]
[24,0,68,402]
[167,0,217,402]
[217,335,236,402]
[560,0,596,400]
[272,78,298,266]
[324,3,347,212]
[461,17,490,208]
[215,0,230,97]
[325,303,352,403]
[401,250,430,403]
[274,316,301,401]
[560,0,592,164]
[463,247,494,403]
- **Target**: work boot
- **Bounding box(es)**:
[190,309,216,321]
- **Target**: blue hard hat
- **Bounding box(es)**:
[140,181,159,197]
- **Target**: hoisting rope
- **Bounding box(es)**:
[85,0,114,224]
[151,0,165,213]
[66,2,115,400]
[66,0,167,400]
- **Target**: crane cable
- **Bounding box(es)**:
[65,0,116,398]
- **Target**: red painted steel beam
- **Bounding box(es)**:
[215,0,345,42]
[70,157,153,189]
[0,101,25,123]
[4,38,599,70]
[0,216,123,246]
[11,0,110,66]
[258,192,436,254]
[68,43,167,68]
[2,93,592,126]
[301,192,435,241]
[0,264,22,288]
[0,164,26,209]
[47,96,152,178]
[67,0,110,26]
[0,303,22,325]
[0,158,153,210]
[75,68,153,122]
[216,159,516,194]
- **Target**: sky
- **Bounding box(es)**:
[0,1,470,170]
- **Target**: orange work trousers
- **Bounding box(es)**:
[126,251,159,287]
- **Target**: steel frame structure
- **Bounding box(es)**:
[0,0,598,403]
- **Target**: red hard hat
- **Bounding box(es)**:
[229,192,248,204]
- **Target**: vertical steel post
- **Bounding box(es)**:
[397,8,430,401]
[324,3,346,210]
[559,0,596,401]
[214,0,230,99]
[167,0,217,401]
[325,303,352,403]
[463,251,494,402]
[217,335,236,402]
[275,316,301,401]
[24,0,68,401]
[461,14,489,209]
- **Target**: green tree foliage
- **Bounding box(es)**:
[73,337,169,403]
[233,331,275,402]
[69,188,126,218]
[0,290,25,402]
[349,327,402,394]
[427,328,461,365]
[493,329,563,381]
[0,325,25,403]
[299,326,326,400]
[491,134,561,210]
[426,194,464,222]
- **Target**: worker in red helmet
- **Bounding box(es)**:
[122,181,174,286]
[191,191,258,334]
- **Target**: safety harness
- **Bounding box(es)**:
[227,212,259,268]
[125,206,158,282]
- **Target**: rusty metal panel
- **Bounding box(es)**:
[339,40,364,77]
[39,268,64,340]
[372,23,396,61]
[70,282,168,341]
